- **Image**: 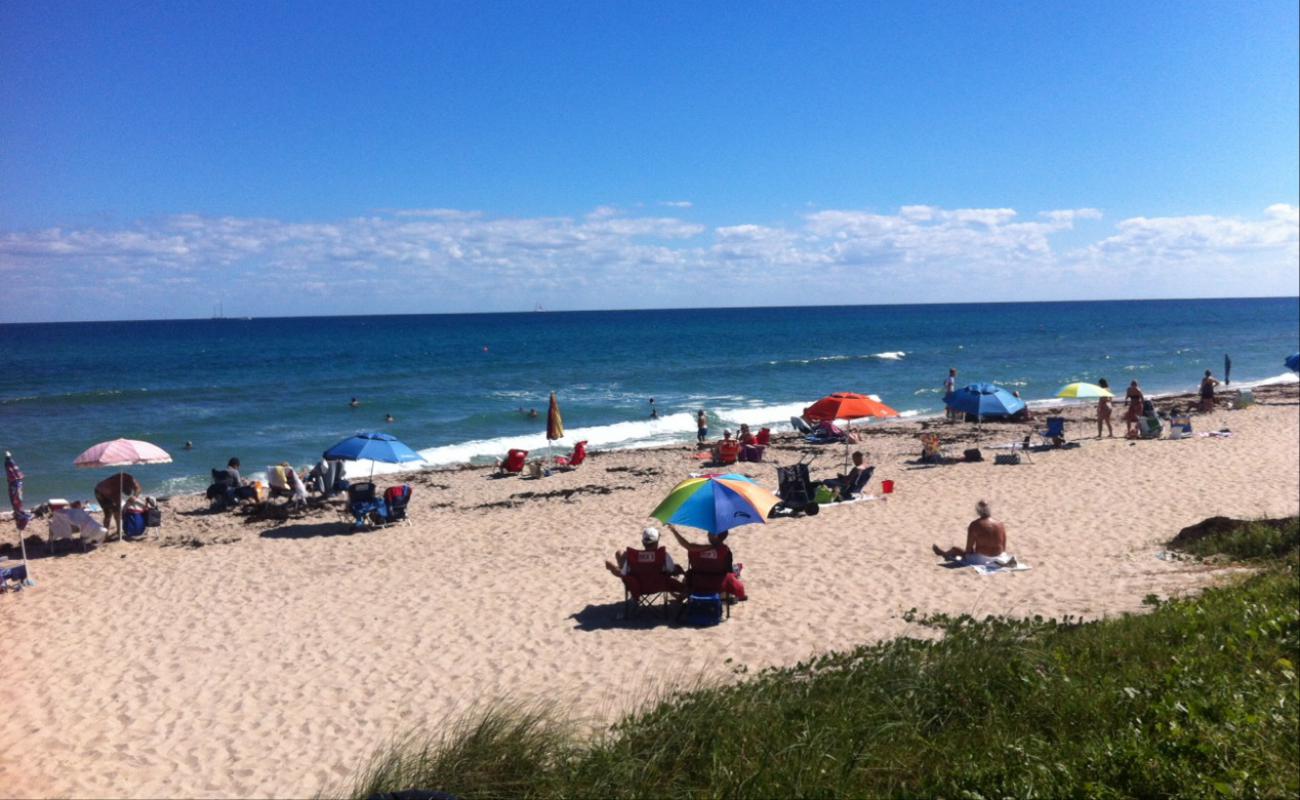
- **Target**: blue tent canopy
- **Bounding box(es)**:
[944,383,1027,419]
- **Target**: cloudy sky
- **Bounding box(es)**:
[2,2,1296,322]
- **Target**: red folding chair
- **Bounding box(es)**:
[497,449,528,475]
[554,440,588,469]
[620,546,679,618]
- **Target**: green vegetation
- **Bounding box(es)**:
[350,519,1299,799]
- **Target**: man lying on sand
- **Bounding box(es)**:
[932,500,1016,566]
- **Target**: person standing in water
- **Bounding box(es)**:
[943,368,958,421]
[696,410,708,443]
[649,398,658,419]
[1224,354,1232,386]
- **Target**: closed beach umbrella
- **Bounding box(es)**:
[73,438,172,537]
[651,473,780,534]
[323,431,423,480]
[546,392,564,449]
[804,392,899,470]
[1287,353,1300,373]
[1056,382,1114,399]
[945,383,1026,420]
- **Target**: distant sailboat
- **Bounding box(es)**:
[534,302,545,312]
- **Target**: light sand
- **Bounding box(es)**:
[3,387,1297,798]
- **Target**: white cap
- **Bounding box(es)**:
[641,527,660,545]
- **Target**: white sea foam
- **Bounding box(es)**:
[1239,371,1299,388]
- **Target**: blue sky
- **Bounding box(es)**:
[1,1,1297,322]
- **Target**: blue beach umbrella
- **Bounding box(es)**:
[324,432,423,480]
[944,383,1027,420]
[1286,353,1300,373]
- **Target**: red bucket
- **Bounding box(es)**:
[881,479,895,494]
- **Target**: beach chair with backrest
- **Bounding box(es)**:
[206,468,239,510]
[620,546,677,619]
[1036,417,1066,447]
[373,484,412,526]
[553,441,588,469]
[346,481,380,528]
[1139,416,1163,440]
[919,432,944,464]
[1168,414,1193,440]
[714,438,741,465]
[840,466,876,500]
[267,465,294,498]
[755,427,771,447]
[678,547,733,623]
[497,449,528,475]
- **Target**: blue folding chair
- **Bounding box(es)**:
[1037,417,1066,447]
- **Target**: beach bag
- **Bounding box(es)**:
[685,594,724,626]
[145,507,162,527]
[994,453,1021,466]
[963,448,984,462]
[123,510,147,538]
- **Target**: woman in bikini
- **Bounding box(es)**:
[1096,378,1114,438]
[1124,380,1144,438]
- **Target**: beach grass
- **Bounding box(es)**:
[348,518,1299,799]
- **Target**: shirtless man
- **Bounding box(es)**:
[932,500,1009,563]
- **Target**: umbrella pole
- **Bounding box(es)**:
[117,471,124,539]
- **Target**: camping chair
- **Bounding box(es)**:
[206,468,240,510]
[755,427,771,447]
[267,465,294,498]
[919,432,944,464]
[346,481,381,528]
[497,449,528,475]
[714,439,740,465]
[620,546,679,619]
[1139,416,1164,440]
[553,441,588,469]
[373,484,413,526]
[1168,414,1193,440]
[677,548,733,623]
[839,466,876,500]
[1036,417,1067,447]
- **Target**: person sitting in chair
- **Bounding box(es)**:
[821,451,872,500]
[669,524,747,601]
[932,500,1013,566]
[712,430,741,464]
[605,527,684,593]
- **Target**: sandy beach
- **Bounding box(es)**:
[3,385,1297,799]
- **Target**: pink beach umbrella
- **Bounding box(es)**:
[73,439,172,537]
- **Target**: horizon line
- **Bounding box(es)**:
[2,293,1297,327]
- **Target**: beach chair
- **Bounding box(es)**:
[619,546,678,619]
[206,468,240,510]
[1139,416,1164,440]
[714,439,740,465]
[839,466,876,500]
[677,548,733,623]
[346,481,381,528]
[789,416,814,435]
[266,465,294,498]
[1168,414,1193,440]
[919,432,944,464]
[805,421,847,444]
[47,502,108,553]
[1036,417,1066,447]
[373,484,412,526]
[755,427,771,447]
[496,449,528,475]
[553,441,588,469]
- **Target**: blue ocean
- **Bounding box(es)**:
[2,298,1297,502]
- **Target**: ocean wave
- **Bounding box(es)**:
[1239,371,1299,388]
[767,351,906,366]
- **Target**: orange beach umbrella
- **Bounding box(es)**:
[803,392,899,472]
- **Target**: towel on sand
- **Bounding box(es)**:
[939,552,1031,575]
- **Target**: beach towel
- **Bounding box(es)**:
[939,552,1031,575]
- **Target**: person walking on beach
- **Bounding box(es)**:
[1096,378,1114,438]
[696,409,708,444]
[943,368,958,421]
[932,500,1010,564]
[1124,380,1144,438]
[1199,370,1219,413]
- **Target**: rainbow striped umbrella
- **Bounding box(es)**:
[650,473,780,534]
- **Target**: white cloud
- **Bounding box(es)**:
[1,203,1295,321]
[659,200,693,208]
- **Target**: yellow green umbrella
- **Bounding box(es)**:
[1057,382,1113,399]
